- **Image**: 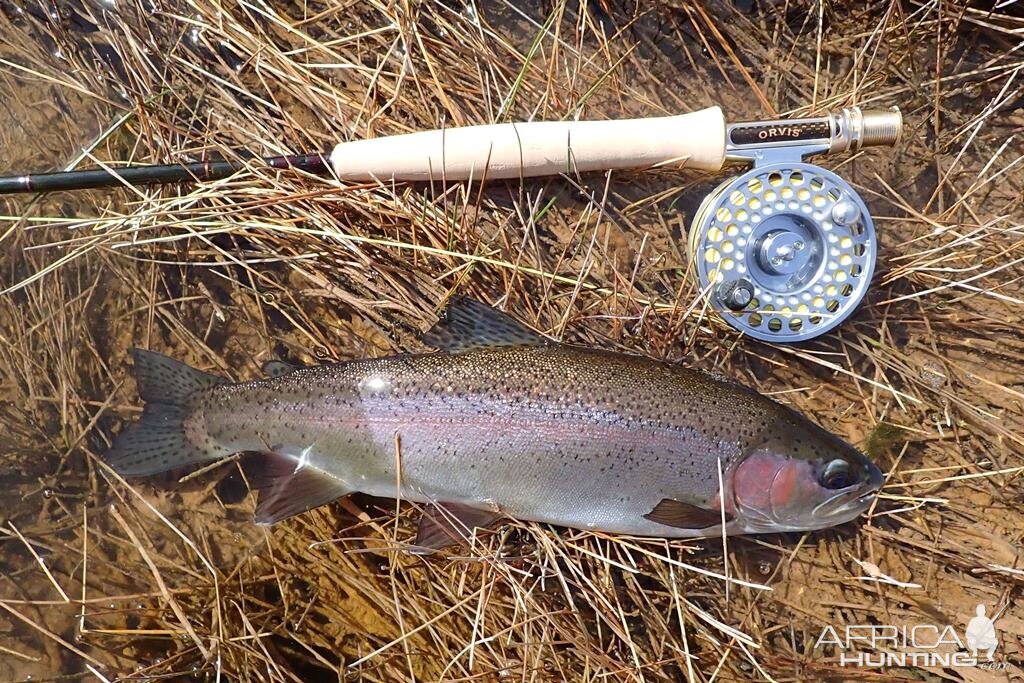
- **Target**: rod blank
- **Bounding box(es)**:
[0,153,328,195]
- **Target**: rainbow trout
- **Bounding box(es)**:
[104,298,882,547]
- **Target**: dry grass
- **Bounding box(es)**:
[1,0,1022,680]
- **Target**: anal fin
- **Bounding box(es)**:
[247,452,351,525]
[643,498,733,530]
[412,502,503,554]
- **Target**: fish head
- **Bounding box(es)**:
[730,414,883,533]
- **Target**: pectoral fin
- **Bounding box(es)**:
[248,452,351,525]
[412,502,503,554]
[643,499,733,529]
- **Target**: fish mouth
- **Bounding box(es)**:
[813,487,876,522]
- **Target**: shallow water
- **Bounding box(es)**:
[2,1,1023,680]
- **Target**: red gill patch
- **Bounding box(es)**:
[732,452,786,515]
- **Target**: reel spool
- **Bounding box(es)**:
[689,107,900,342]
[690,162,875,341]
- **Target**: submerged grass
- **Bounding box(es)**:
[1,1,1022,680]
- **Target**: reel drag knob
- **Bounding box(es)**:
[689,162,876,342]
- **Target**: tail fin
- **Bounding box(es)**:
[104,349,228,477]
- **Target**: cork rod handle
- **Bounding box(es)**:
[330,106,727,182]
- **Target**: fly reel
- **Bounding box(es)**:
[689,107,901,342]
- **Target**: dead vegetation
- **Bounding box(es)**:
[0,0,1022,680]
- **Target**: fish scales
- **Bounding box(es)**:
[104,298,883,541]
[193,346,764,535]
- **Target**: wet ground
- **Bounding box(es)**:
[1,1,1023,681]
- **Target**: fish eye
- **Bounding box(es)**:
[819,459,853,490]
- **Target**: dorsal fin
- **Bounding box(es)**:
[421,297,546,353]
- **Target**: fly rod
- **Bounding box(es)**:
[1,105,901,342]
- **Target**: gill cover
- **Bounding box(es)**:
[732,427,882,532]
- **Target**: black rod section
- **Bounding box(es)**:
[0,152,330,195]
